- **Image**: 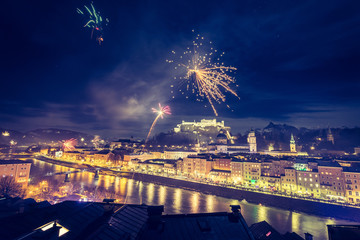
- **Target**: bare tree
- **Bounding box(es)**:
[0,176,25,198]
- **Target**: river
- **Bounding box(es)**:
[28,158,357,240]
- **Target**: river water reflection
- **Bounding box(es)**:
[29,158,357,240]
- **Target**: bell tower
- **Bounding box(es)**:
[290,134,296,152]
[247,129,257,153]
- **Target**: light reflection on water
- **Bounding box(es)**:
[29,159,357,240]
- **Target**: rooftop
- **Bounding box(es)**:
[0,159,31,165]
[0,201,260,240]
[317,161,342,168]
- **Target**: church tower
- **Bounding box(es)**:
[327,127,334,145]
[290,134,296,152]
[247,130,257,153]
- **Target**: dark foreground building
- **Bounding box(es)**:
[0,198,309,240]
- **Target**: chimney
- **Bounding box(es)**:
[103,199,115,212]
[228,205,241,223]
[147,206,164,229]
[305,232,313,240]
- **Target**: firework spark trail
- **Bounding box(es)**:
[167,31,239,116]
[77,3,109,45]
[145,103,171,144]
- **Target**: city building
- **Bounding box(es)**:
[137,159,177,175]
[243,161,261,185]
[0,160,31,187]
[318,161,346,200]
[259,175,281,191]
[260,161,273,177]
[296,170,320,197]
[182,154,213,178]
[62,151,82,161]
[173,119,230,133]
[163,150,197,160]
[343,167,360,204]
[123,152,157,162]
[231,159,244,183]
[92,150,115,165]
[281,168,297,193]
[209,169,231,183]
[213,155,232,171]
[271,159,295,177]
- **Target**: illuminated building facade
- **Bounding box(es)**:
[343,168,360,204]
[318,162,345,200]
[0,160,31,187]
[281,168,297,193]
[296,170,320,197]
[163,150,197,160]
[173,119,230,133]
[230,160,243,183]
[243,161,261,184]
[183,155,213,178]
[213,156,231,171]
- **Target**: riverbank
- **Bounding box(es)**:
[32,156,360,222]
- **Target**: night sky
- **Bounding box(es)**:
[1,0,360,138]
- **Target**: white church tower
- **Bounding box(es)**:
[247,130,257,153]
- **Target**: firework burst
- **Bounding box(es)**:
[62,138,78,151]
[167,30,239,116]
[145,103,171,143]
[77,3,109,45]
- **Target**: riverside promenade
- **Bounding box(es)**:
[33,155,360,222]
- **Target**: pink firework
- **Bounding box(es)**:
[146,103,171,143]
[151,103,171,118]
[62,138,78,151]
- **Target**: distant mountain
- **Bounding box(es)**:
[152,122,360,153]
[0,128,95,146]
[263,122,299,134]
[257,123,360,153]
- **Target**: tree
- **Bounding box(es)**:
[0,176,25,198]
